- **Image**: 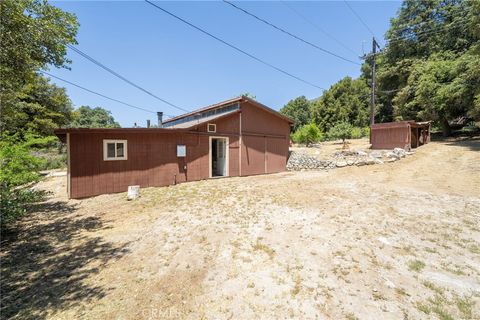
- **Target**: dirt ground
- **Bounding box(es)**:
[1,137,479,320]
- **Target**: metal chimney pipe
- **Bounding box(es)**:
[157,112,163,128]
[147,119,151,128]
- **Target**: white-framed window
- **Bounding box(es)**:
[103,139,127,161]
[207,123,216,133]
[177,144,186,157]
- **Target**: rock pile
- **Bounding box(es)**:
[287,148,411,171]
[287,151,334,170]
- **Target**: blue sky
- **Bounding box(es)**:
[49,1,401,127]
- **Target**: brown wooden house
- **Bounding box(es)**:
[370,121,431,150]
[55,96,293,198]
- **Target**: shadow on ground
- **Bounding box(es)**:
[436,135,480,152]
[0,199,130,319]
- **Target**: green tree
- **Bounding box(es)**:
[311,77,370,133]
[240,93,256,100]
[6,73,74,137]
[280,96,312,131]
[291,123,323,146]
[367,0,480,135]
[393,48,480,135]
[327,122,353,143]
[0,0,78,134]
[70,106,121,128]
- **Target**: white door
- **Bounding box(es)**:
[216,139,226,176]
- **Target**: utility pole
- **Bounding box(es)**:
[370,37,380,127]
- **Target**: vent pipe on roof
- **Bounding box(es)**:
[147,119,151,128]
[157,112,163,128]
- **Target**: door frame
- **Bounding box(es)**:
[209,136,229,178]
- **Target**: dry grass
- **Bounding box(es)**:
[408,260,426,272]
[1,137,479,319]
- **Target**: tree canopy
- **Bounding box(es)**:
[327,122,353,143]
[283,0,479,137]
[70,106,121,128]
[0,0,79,134]
[6,73,74,137]
[279,96,312,131]
[374,0,480,134]
[311,77,370,133]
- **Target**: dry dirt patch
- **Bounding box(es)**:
[1,137,479,319]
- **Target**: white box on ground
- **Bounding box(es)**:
[127,185,140,200]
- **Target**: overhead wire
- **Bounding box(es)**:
[280,0,359,57]
[386,18,469,44]
[39,70,175,118]
[144,0,326,91]
[66,44,190,113]
[223,0,360,65]
[343,0,378,41]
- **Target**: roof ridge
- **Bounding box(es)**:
[163,96,243,124]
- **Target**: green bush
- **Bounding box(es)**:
[0,134,48,230]
[327,122,353,142]
[362,126,370,137]
[36,151,67,170]
[351,127,363,139]
[291,123,323,146]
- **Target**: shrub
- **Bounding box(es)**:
[0,134,48,230]
[36,151,67,170]
[351,127,363,139]
[291,123,323,146]
[327,122,353,142]
[362,126,370,137]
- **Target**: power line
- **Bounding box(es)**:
[386,18,469,44]
[280,0,359,57]
[144,0,325,90]
[223,0,360,65]
[39,70,169,115]
[66,44,190,113]
[391,14,470,36]
[343,0,378,41]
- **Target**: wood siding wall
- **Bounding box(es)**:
[370,124,411,150]
[240,102,290,175]
[68,101,291,198]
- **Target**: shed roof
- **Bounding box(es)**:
[371,120,431,129]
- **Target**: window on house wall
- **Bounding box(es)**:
[103,140,127,160]
[207,123,216,133]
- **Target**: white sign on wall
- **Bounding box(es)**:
[177,145,186,157]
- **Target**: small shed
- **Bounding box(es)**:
[370,121,431,150]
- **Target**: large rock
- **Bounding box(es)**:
[385,151,399,159]
[370,151,383,159]
[336,160,348,168]
[355,159,366,166]
[393,148,406,158]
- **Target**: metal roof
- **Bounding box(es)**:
[163,96,294,125]
[163,109,239,129]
